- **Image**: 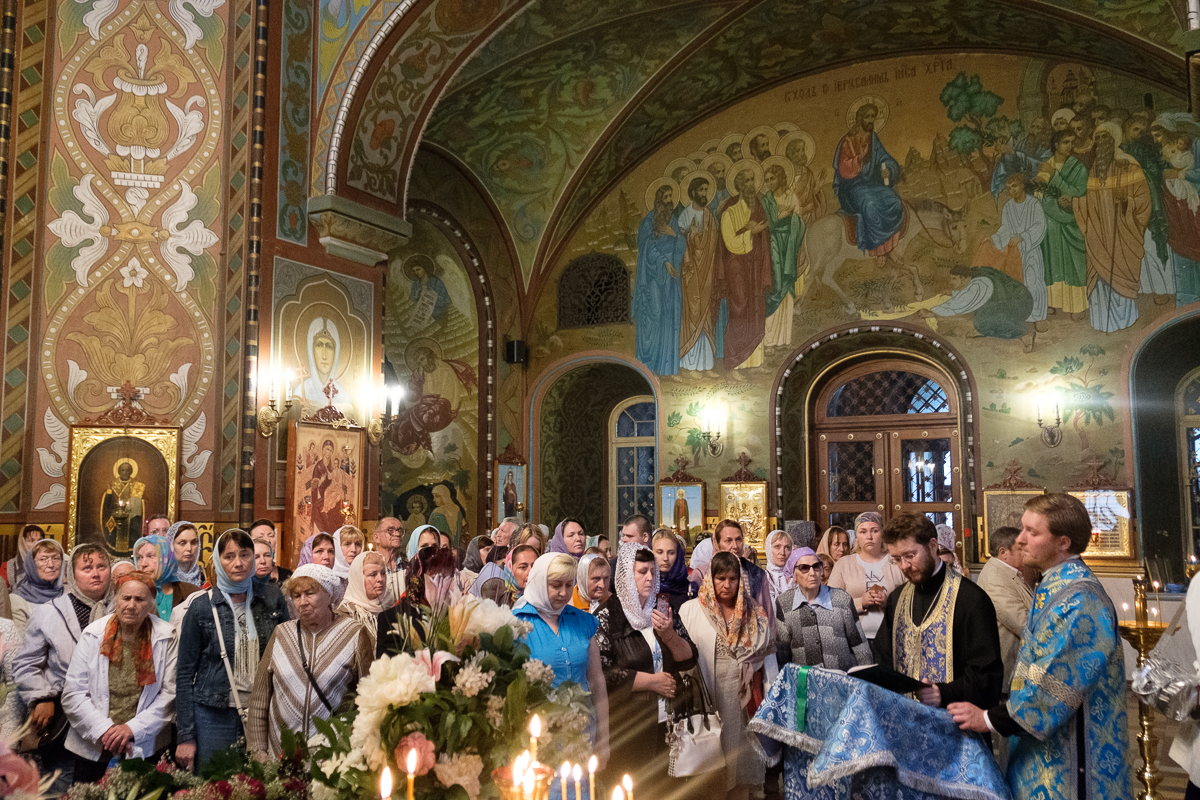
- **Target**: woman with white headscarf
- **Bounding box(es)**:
[331,526,364,583]
[247,564,371,760]
[514,554,610,798]
[175,529,289,772]
[571,554,611,613]
[763,530,795,602]
[337,552,387,646]
[595,544,697,797]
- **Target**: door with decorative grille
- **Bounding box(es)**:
[814,361,962,533]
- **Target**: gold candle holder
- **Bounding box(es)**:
[492,764,554,800]
[1120,587,1170,800]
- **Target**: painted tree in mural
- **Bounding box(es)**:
[1049,344,1115,452]
[940,72,1018,193]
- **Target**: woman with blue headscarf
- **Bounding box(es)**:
[134,534,201,620]
[175,529,289,772]
[406,524,440,562]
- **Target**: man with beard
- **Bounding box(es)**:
[1074,123,1151,332]
[1037,130,1090,320]
[702,154,732,218]
[633,183,683,376]
[1021,116,1053,164]
[833,103,904,258]
[872,514,1003,711]
[1122,111,1175,301]
[784,136,826,223]
[677,176,719,373]
[716,167,772,369]
[1070,114,1096,169]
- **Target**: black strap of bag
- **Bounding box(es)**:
[298,621,335,712]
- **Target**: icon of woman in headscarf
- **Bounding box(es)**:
[297,317,348,411]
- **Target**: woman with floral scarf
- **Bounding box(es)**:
[680,551,776,800]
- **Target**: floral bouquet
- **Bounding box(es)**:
[311,578,592,800]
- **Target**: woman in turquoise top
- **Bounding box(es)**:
[133,534,201,620]
[513,553,610,798]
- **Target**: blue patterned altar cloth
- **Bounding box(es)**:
[748,665,1011,800]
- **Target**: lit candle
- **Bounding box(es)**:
[1153,580,1163,618]
[561,763,570,800]
[1122,602,1129,622]
[513,752,527,790]
[612,789,624,800]
[529,715,542,765]
[573,764,582,800]
[622,774,633,800]
[284,369,294,399]
[381,766,393,800]
[406,749,417,800]
[523,771,535,800]
[588,756,597,800]
[268,364,276,404]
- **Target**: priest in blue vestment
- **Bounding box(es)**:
[949,493,1132,800]
[833,103,904,255]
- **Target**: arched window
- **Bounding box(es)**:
[814,361,961,533]
[1179,367,1200,555]
[609,396,656,532]
[558,252,630,329]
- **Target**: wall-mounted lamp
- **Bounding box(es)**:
[699,407,725,457]
[367,383,407,446]
[258,368,295,437]
[1036,398,1062,448]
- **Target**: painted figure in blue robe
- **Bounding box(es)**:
[947,493,1132,800]
[989,118,1043,199]
[833,103,904,255]
[405,254,451,323]
[633,184,683,376]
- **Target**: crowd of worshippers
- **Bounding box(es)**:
[0,495,1129,800]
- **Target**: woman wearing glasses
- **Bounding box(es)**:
[774,548,872,670]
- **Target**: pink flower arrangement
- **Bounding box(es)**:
[0,750,39,795]
[396,733,436,777]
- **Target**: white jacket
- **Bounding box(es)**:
[1171,579,1200,784]
[13,594,85,705]
[61,614,177,761]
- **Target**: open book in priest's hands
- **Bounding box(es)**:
[828,663,932,695]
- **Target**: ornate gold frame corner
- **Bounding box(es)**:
[718,481,769,552]
[65,426,181,551]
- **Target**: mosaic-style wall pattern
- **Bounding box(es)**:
[31,0,232,514]
[277,0,313,244]
[530,52,1195,517]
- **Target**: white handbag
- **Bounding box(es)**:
[667,671,725,777]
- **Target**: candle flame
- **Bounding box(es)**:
[523,772,535,795]
[381,767,393,798]
[562,763,571,778]
[622,775,632,792]
[406,748,418,776]
[1123,603,1129,610]
[530,714,542,738]
[573,764,582,781]
[1153,581,1161,589]
[613,789,625,800]
[1153,608,1160,616]
[588,756,597,774]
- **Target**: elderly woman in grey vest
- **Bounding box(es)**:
[13,543,112,794]
[774,548,872,670]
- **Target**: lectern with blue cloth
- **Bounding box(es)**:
[748,665,1011,800]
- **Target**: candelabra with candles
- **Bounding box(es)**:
[368,384,407,446]
[257,370,295,438]
[1119,568,1170,800]
[490,715,607,800]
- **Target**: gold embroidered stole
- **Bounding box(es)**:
[893,568,962,684]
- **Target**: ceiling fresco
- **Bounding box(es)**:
[422,0,734,281]
[324,0,1189,291]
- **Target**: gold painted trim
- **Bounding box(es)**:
[65,426,181,551]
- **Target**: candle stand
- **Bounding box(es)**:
[493,764,554,800]
[1119,572,1169,800]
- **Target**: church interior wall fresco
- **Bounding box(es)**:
[512,51,1198,565]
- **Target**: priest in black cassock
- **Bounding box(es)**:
[872,513,1004,710]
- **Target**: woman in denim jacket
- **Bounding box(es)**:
[175,529,288,771]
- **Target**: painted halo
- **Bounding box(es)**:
[775,122,799,137]
[404,336,445,372]
[644,176,681,212]
[726,159,766,198]
[717,132,745,160]
[700,152,732,179]
[663,156,697,183]
[113,457,140,479]
[846,95,890,132]
[777,130,817,166]
[742,125,780,160]
[699,138,721,154]
[760,155,795,190]
[678,169,717,205]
